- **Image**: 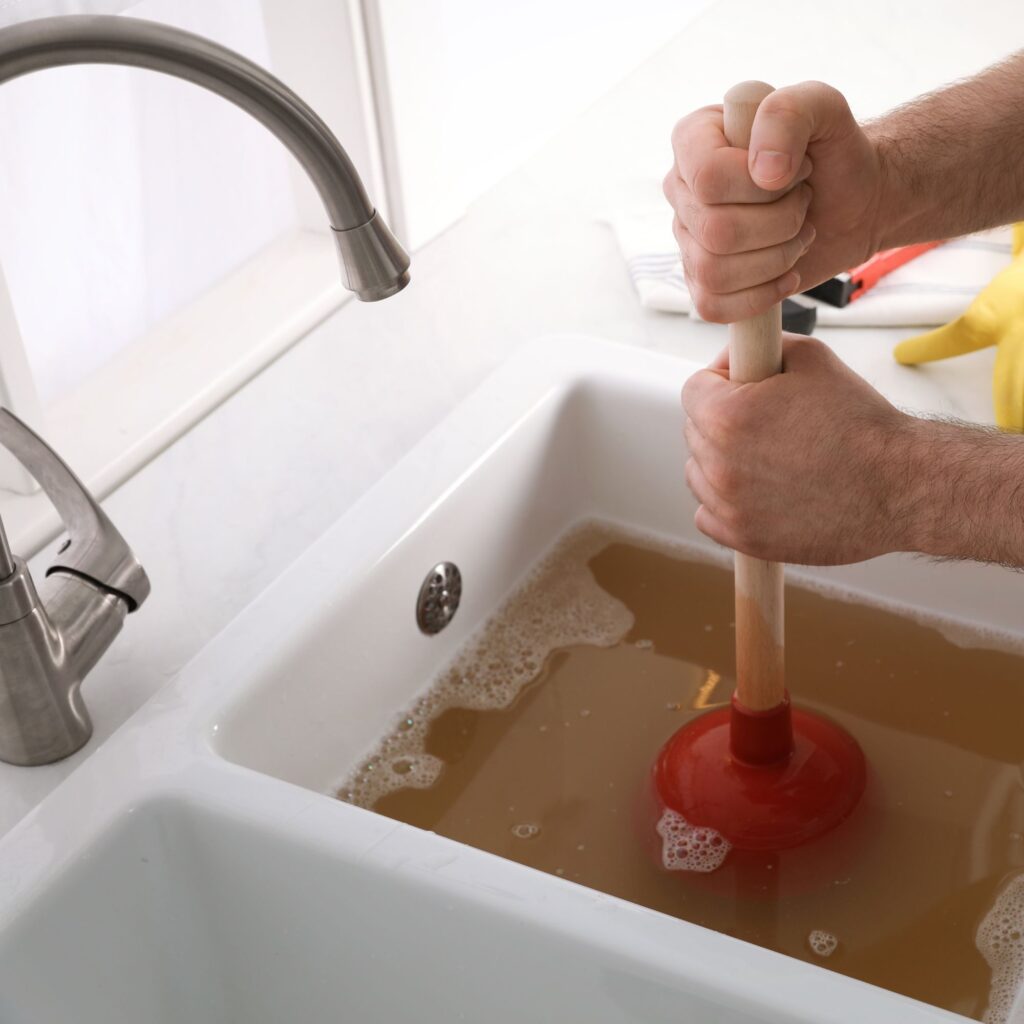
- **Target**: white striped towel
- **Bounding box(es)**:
[609,206,1013,327]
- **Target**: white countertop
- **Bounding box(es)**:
[0,0,1018,839]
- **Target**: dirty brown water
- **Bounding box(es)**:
[338,523,1024,1021]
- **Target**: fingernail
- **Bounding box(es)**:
[798,222,816,253]
[752,150,791,184]
[781,270,801,295]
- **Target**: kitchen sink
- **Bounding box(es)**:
[0,337,1018,1023]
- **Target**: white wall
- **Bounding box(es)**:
[373,0,716,248]
[0,0,301,405]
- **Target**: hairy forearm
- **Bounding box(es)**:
[866,51,1024,250]
[896,417,1024,568]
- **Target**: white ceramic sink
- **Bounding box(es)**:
[0,337,1019,1023]
[1,791,799,1023]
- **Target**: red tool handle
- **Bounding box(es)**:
[848,241,946,302]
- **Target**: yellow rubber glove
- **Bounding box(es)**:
[893,224,1024,430]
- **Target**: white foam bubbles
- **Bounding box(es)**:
[977,873,1024,1024]
[511,823,541,840]
[656,809,731,874]
[808,930,839,958]
[339,522,634,808]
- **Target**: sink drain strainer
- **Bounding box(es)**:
[416,562,462,635]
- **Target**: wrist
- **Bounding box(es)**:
[863,124,916,252]
[871,413,935,555]
[890,415,949,557]
[893,417,1024,565]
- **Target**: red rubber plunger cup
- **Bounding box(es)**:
[655,693,865,852]
[653,81,866,859]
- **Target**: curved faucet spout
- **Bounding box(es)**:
[0,14,413,765]
[0,15,409,300]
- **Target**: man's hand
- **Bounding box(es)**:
[663,82,885,322]
[682,336,912,565]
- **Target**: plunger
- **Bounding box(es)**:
[653,81,866,858]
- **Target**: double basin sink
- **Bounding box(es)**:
[0,337,1017,1023]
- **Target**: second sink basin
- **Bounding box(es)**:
[2,791,788,1023]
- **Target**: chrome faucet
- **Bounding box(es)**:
[0,16,410,766]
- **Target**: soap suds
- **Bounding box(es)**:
[510,823,541,840]
[339,514,1024,813]
[656,809,731,874]
[977,873,1024,1023]
[808,930,839,958]
[338,523,634,807]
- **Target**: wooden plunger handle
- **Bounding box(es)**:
[723,81,786,711]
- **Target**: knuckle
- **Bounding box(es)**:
[689,161,722,205]
[670,116,690,150]
[762,92,808,128]
[690,287,726,323]
[786,200,807,239]
[662,168,681,205]
[694,505,715,539]
[688,207,710,248]
[766,81,851,135]
[802,80,849,115]
[777,190,807,240]
[775,240,800,276]
[682,368,707,395]
[715,398,752,442]
[733,286,767,320]
[684,248,716,291]
[680,377,701,413]
[707,458,740,500]
[670,106,716,152]
[684,422,705,460]
[786,334,827,362]
[722,502,753,540]
[698,208,735,254]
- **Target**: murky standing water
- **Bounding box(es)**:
[339,522,1024,1021]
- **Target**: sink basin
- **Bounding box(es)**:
[211,339,1021,799]
[0,336,1019,1023]
[0,791,800,1024]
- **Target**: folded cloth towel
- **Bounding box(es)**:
[609,203,1014,328]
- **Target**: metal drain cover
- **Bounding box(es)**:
[416,562,462,635]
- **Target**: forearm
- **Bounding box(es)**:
[897,417,1024,567]
[867,51,1024,250]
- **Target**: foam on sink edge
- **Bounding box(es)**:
[977,872,1024,1024]
[336,520,635,808]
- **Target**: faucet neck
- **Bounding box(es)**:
[0,14,374,231]
[0,14,410,299]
